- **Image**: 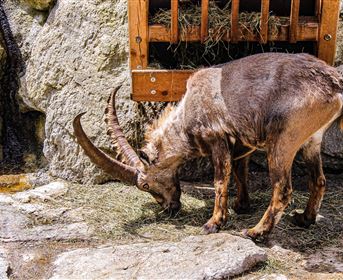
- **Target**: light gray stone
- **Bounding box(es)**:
[0,194,15,205]
[23,0,164,183]
[0,179,92,242]
[12,181,67,203]
[3,0,47,62]
[50,233,267,280]
[0,248,9,280]
[259,274,288,280]
[24,0,55,11]
[0,211,92,242]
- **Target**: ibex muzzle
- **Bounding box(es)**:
[74,53,343,239]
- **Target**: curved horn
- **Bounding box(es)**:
[105,86,143,168]
[73,113,138,185]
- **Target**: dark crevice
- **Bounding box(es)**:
[0,1,46,174]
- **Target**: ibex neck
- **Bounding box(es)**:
[147,102,193,168]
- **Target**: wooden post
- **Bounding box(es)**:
[317,0,340,65]
[171,0,179,43]
[201,0,209,43]
[315,0,322,18]
[128,0,149,69]
[231,0,240,43]
[260,0,270,44]
[289,0,300,43]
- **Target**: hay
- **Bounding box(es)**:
[149,1,287,68]
[46,174,343,252]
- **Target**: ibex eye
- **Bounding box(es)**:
[142,183,150,190]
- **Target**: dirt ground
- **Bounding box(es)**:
[3,171,343,279]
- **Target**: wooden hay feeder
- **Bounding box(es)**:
[128,0,340,102]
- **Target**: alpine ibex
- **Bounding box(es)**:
[74,53,343,239]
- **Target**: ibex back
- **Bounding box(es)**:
[74,53,343,239]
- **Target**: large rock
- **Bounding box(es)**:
[0,41,6,161]
[0,181,93,242]
[0,248,9,280]
[22,0,163,183]
[24,0,55,11]
[3,0,47,63]
[50,233,267,280]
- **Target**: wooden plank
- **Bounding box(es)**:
[171,0,179,43]
[317,0,340,65]
[200,0,209,43]
[260,0,270,44]
[315,0,322,18]
[131,70,194,101]
[128,0,149,69]
[149,17,319,42]
[231,0,240,43]
[289,0,300,43]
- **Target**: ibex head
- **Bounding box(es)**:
[73,87,181,215]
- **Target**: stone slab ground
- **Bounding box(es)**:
[0,173,342,279]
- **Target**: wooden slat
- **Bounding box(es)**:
[260,0,270,44]
[131,70,194,101]
[230,0,240,43]
[200,0,209,43]
[289,0,300,43]
[149,17,319,42]
[315,0,322,19]
[128,0,149,69]
[317,0,340,65]
[171,0,179,43]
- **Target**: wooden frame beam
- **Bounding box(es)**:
[128,0,149,69]
[289,0,300,43]
[231,0,240,43]
[260,0,270,44]
[171,0,179,43]
[317,0,340,65]
[149,17,319,42]
[131,70,194,101]
[200,0,209,43]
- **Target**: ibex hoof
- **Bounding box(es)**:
[242,228,269,243]
[289,210,315,228]
[202,222,220,234]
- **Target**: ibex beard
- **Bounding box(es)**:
[73,53,343,239]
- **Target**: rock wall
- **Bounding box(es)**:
[0,40,6,162]
[1,0,343,183]
[0,1,46,173]
[3,0,164,183]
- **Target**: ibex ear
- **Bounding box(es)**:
[139,144,159,166]
[138,149,151,166]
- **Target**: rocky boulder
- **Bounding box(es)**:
[3,0,164,183]
[50,233,267,280]
[24,0,55,11]
[0,249,9,280]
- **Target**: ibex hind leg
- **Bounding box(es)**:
[291,128,332,227]
[292,97,343,227]
[244,141,296,240]
[244,95,343,239]
[232,154,251,214]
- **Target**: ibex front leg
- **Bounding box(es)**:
[203,139,231,234]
